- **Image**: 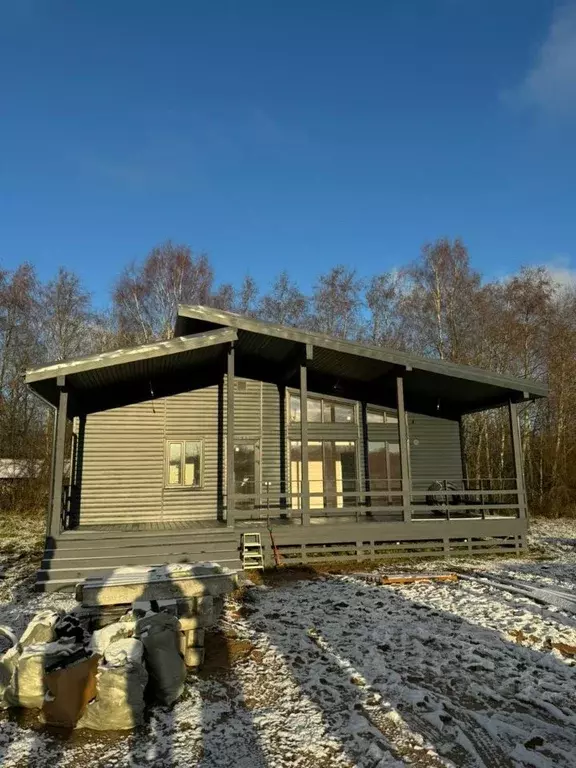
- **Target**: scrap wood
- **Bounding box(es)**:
[553,642,576,656]
[509,629,576,656]
[380,573,458,585]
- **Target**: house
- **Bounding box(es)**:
[25,305,548,591]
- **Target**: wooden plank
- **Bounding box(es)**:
[380,573,458,585]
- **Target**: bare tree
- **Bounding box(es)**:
[234,275,259,317]
[362,271,406,347]
[113,241,214,343]
[311,266,363,339]
[259,271,309,327]
[400,239,481,360]
[40,267,96,361]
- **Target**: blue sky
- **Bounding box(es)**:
[1,0,575,303]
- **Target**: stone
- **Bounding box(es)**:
[80,570,238,607]
[184,647,205,668]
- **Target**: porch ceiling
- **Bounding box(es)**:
[176,305,548,417]
[25,328,236,415]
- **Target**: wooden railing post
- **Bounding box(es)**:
[226,344,235,527]
[509,399,527,520]
[396,375,411,523]
[49,377,68,538]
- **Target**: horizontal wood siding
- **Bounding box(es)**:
[80,386,222,524]
[79,400,165,524]
[162,387,221,521]
[261,383,282,499]
[78,379,462,525]
[409,413,463,489]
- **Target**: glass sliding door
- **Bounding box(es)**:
[290,440,358,510]
[234,441,258,509]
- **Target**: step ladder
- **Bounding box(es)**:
[241,532,264,571]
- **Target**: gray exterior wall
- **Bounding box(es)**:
[76,377,462,526]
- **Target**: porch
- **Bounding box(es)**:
[41,513,525,591]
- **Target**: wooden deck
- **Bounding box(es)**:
[73,519,228,533]
[71,509,519,534]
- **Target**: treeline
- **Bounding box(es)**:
[1,239,574,516]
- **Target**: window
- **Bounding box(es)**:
[367,441,401,503]
[323,401,354,423]
[165,440,202,488]
[234,441,258,509]
[290,440,358,509]
[289,394,355,424]
[367,409,398,425]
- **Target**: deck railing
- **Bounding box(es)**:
[230,476,522,523]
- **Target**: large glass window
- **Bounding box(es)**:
[290,440,357,509]
[367,440,401,503]
[166,440,202,488]
[289,394,355,424]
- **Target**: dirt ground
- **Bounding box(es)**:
[1,517,576,767]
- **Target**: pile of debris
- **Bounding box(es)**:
[0,562,238,730]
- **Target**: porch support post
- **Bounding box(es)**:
[49,377,68,539]
[509,399,527,520]
[300,360,310,525]
[226,344,235,527]
[396,375,411,523]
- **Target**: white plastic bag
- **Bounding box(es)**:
[76,639,148,731]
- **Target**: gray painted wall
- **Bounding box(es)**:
[76,377,462,525]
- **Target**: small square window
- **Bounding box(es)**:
[166,440,202,488]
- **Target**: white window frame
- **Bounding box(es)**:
[165,439,204,489]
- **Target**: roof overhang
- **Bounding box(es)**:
[176,305,548,417]
[26,328,237,414]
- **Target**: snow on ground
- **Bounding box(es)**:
[0,518,576,767]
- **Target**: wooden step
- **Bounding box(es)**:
[42,548,240,569]
[53,529,236,548]
[46,539,239,559]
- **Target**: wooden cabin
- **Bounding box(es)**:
[25,306,547,590]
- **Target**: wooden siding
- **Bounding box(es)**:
[79,386,222,524]
[408,413,463,489]
[77,378,463,525]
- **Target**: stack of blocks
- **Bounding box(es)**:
[76,564,238,669]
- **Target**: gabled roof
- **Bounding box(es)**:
[176,305,547,416]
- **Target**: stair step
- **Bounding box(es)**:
[53,530,237,549]
[46,541,239,561]
[36,558,243,585]
[42,548,239,570]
